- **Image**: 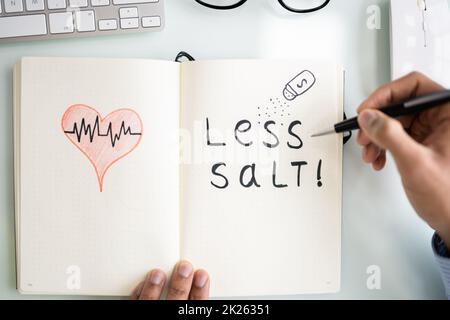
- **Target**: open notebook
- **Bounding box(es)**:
[14,57,343,297]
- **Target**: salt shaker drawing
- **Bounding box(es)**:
[283,70,316,101]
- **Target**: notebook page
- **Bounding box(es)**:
[16,58,180,295]
[180,60,343,296]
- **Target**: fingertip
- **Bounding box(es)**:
[138,269,166,300]
[372,161,384,171]
[190,269,210,300]
[362,144,380,164]
[176,260,194,278]
[149,269,166,286]
[362,144,377,163]
[372,151,386,171]
[193,269,209,288]
[362,146,370,163]
[167,261,195,300]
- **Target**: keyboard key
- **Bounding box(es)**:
[119,7,138,18]
[75,10,95,32]
[47,0,66,9]
[69,0,87,7]
[98,19,117,30]
[142,16,160,28]
[26,0,44,11]
[113,0,157,4]
[0,14,47,38]
[91,0,109,6]
[120,18,138,29]
[49,12,74,34]
[4,0,24,13]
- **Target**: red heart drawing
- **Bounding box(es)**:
[61,104,143,192]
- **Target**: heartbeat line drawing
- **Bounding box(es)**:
[64,115,142,148]
[61,104,143,192]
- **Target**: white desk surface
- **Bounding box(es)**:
[0,0,446,299]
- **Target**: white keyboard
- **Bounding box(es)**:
[0,0,164,42]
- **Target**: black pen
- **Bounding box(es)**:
[311,90,450,137]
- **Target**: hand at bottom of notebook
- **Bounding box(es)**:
[131,260,210,300]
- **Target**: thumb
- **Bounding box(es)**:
[358,109,427,172]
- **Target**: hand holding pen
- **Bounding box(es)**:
[354,72,450,248]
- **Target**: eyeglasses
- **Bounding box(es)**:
[194,0,331,13]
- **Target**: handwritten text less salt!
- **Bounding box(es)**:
[206,118,323,189]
